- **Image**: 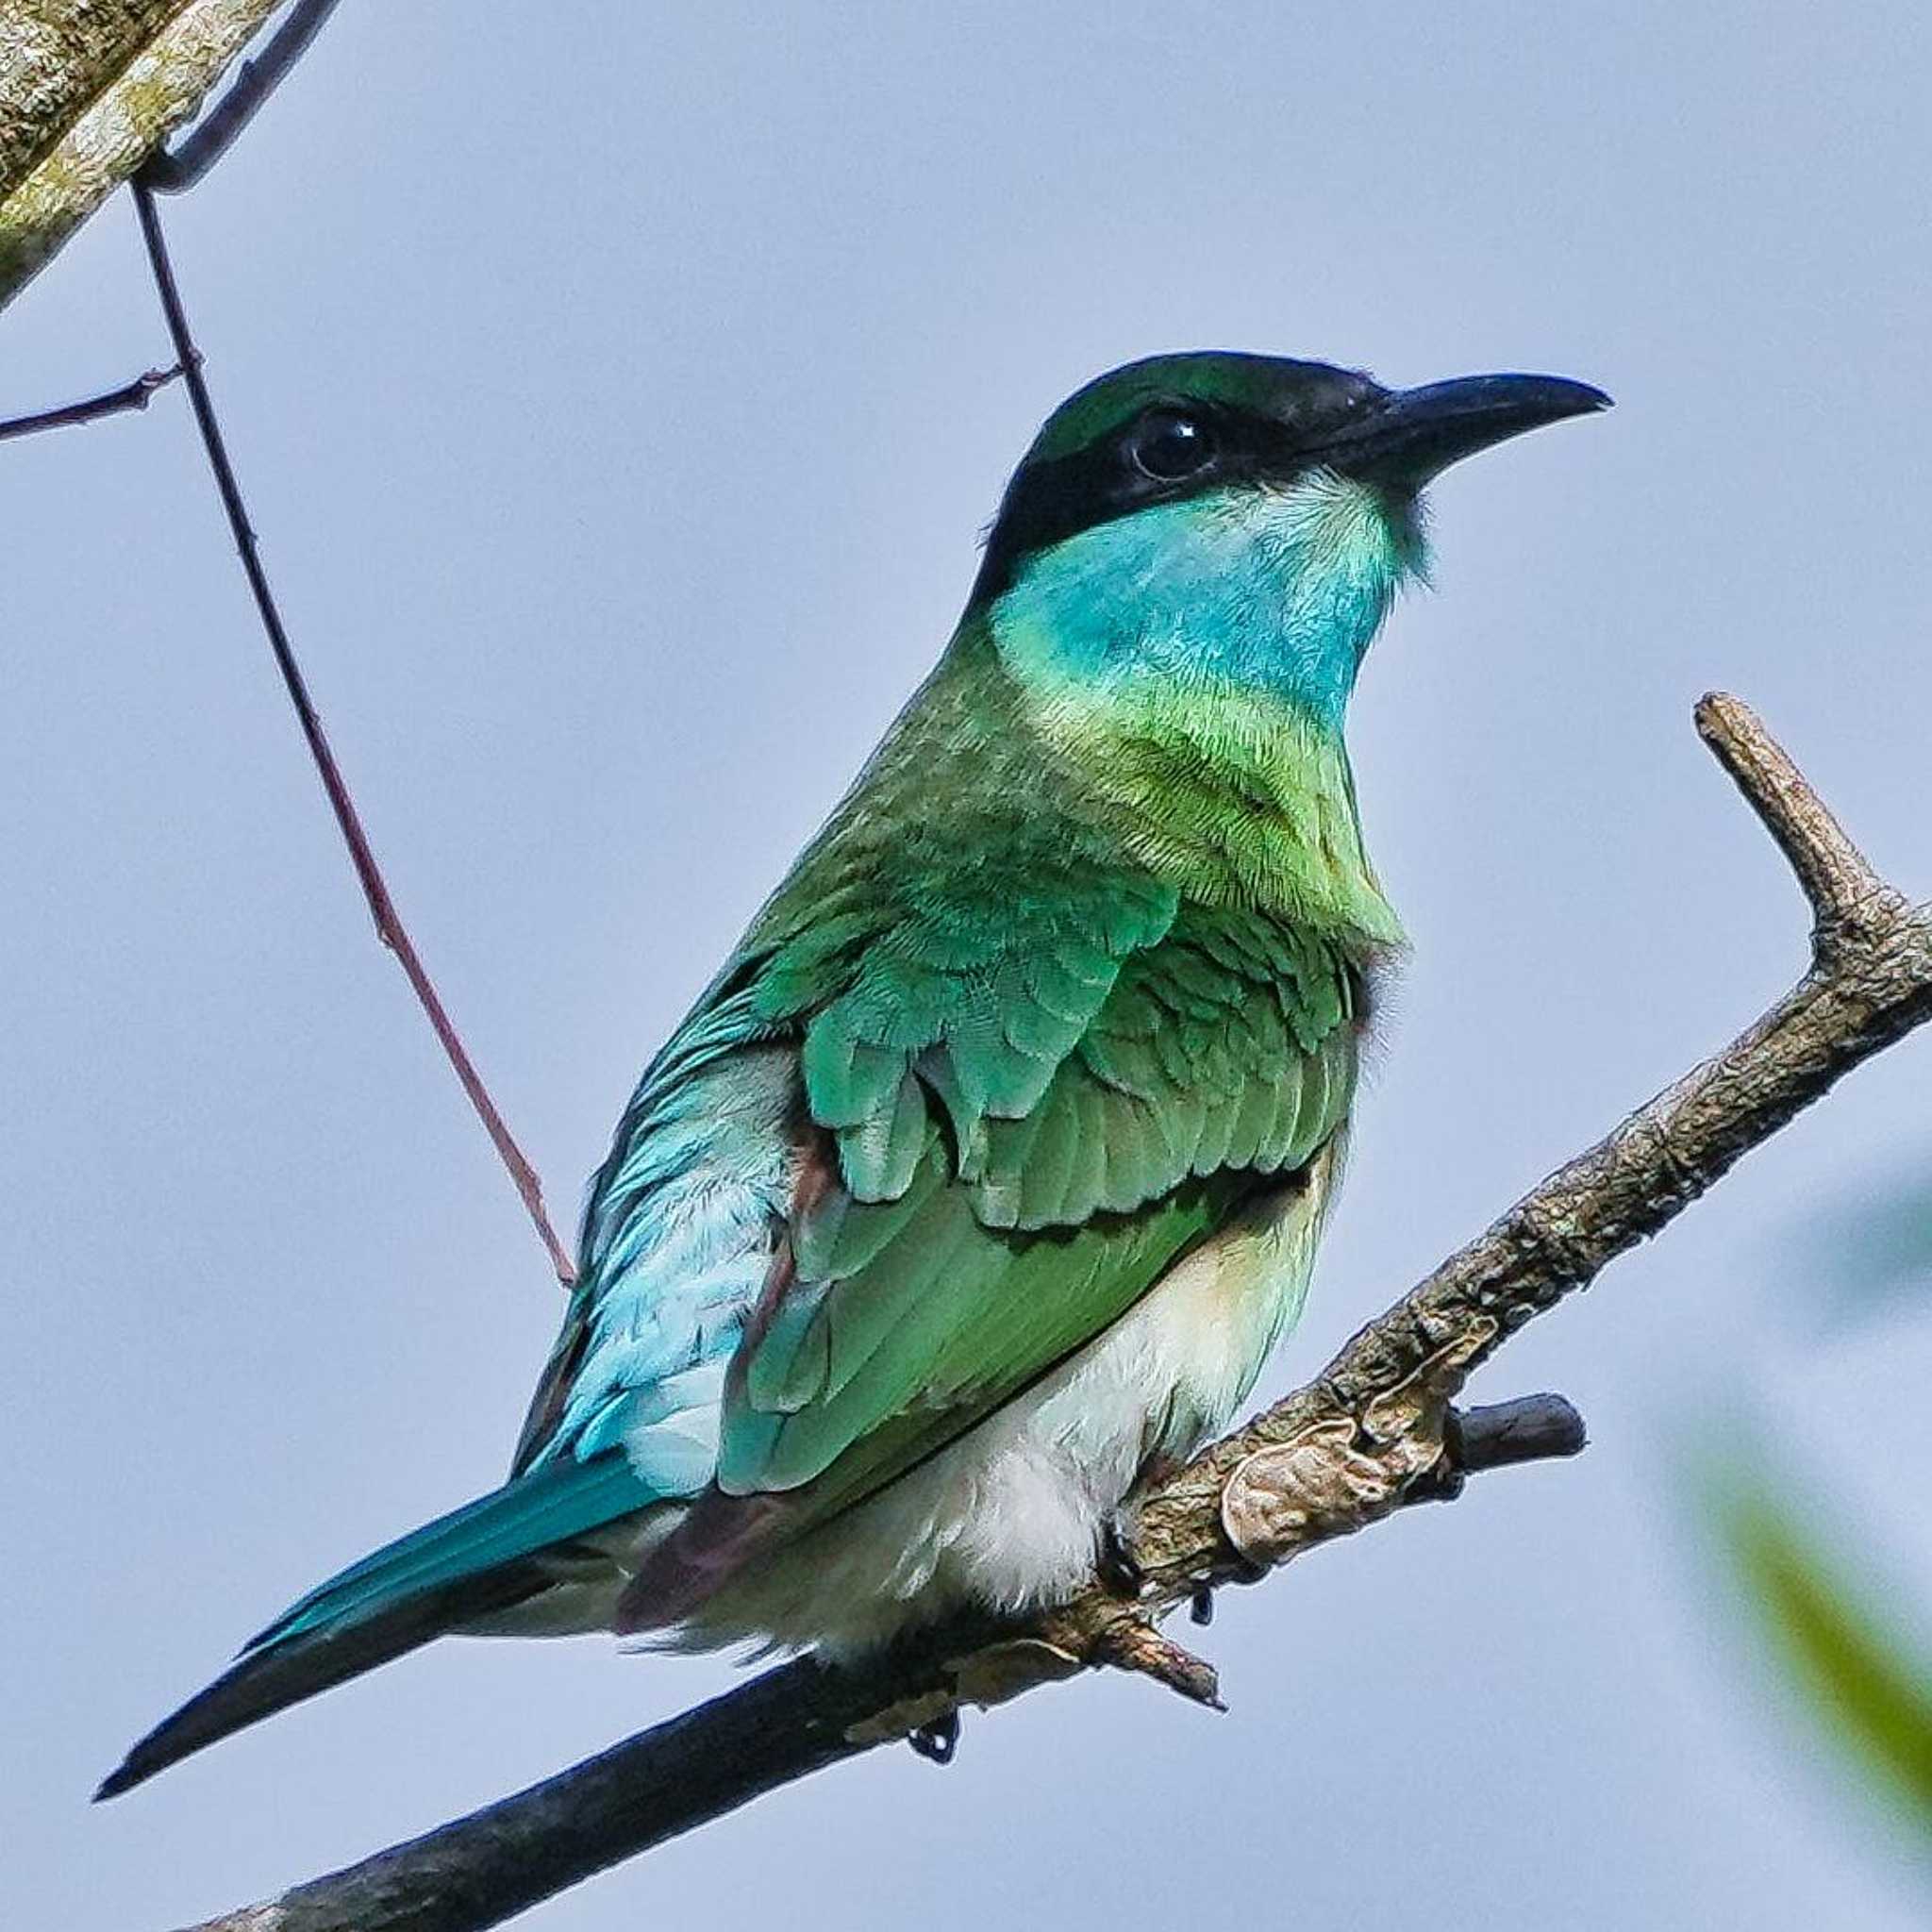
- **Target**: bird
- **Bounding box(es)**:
[99,350,1607,1798]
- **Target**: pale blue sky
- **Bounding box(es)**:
[5,5,1931,1926]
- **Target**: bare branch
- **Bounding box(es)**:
[173,695,1932,1932]
[1696,691,1896,941]
[141,0,346,193]
[0,363,181,442]
[129,179,577,1290]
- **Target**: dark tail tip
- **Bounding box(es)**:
[92,1565,543,1799]
[92,1758,144,1804]
[92,1641,330,1803]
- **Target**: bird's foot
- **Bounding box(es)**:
[1097,1510,1148,1599]
[1187,1552,1269,1626]
[907,1707,960,1766]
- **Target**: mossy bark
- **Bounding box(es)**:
[0,0,279,310]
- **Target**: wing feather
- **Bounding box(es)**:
[612,897,1361,1628]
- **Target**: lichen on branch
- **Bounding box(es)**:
[0,0,280,309]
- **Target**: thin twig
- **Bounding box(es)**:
[140,0,346,194]
[128,178,577,1290]
[0,364,183,442]
[1695,691,1898,944]
[170,694,1932,1932]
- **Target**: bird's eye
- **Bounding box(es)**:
[1128,409,1216,483]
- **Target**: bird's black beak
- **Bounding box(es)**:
[1317,373,1611,488]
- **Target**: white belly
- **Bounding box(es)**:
[680,1157,1335,1657]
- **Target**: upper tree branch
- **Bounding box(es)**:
[173,694,1932,1932]
[140,0,344,193]
[0,1,284,310]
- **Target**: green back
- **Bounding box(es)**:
[608,620,1382,1612]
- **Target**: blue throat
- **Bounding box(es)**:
[986,475,1423,730]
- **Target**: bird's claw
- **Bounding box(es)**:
[1098,1511,1147,1598]
[1188,1550,1269,1624]
[908,1707,959,1765]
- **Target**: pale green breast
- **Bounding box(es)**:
[601,594,1391,1629]
[981,477,1410,942]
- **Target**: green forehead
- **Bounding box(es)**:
[1026,353,1350,464]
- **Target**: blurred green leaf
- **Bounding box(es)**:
[1715,1478,1932,1833]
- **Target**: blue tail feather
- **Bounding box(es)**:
[247,1454,652,1650]
[97,1453,654,1799]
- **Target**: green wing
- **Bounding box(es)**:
[617,877,1359,1627]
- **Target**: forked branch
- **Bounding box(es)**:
[173,694,1932,1932]
[0,364,183,441]
[140,0,346,193]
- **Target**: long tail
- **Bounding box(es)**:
[96,1455,649,1799]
